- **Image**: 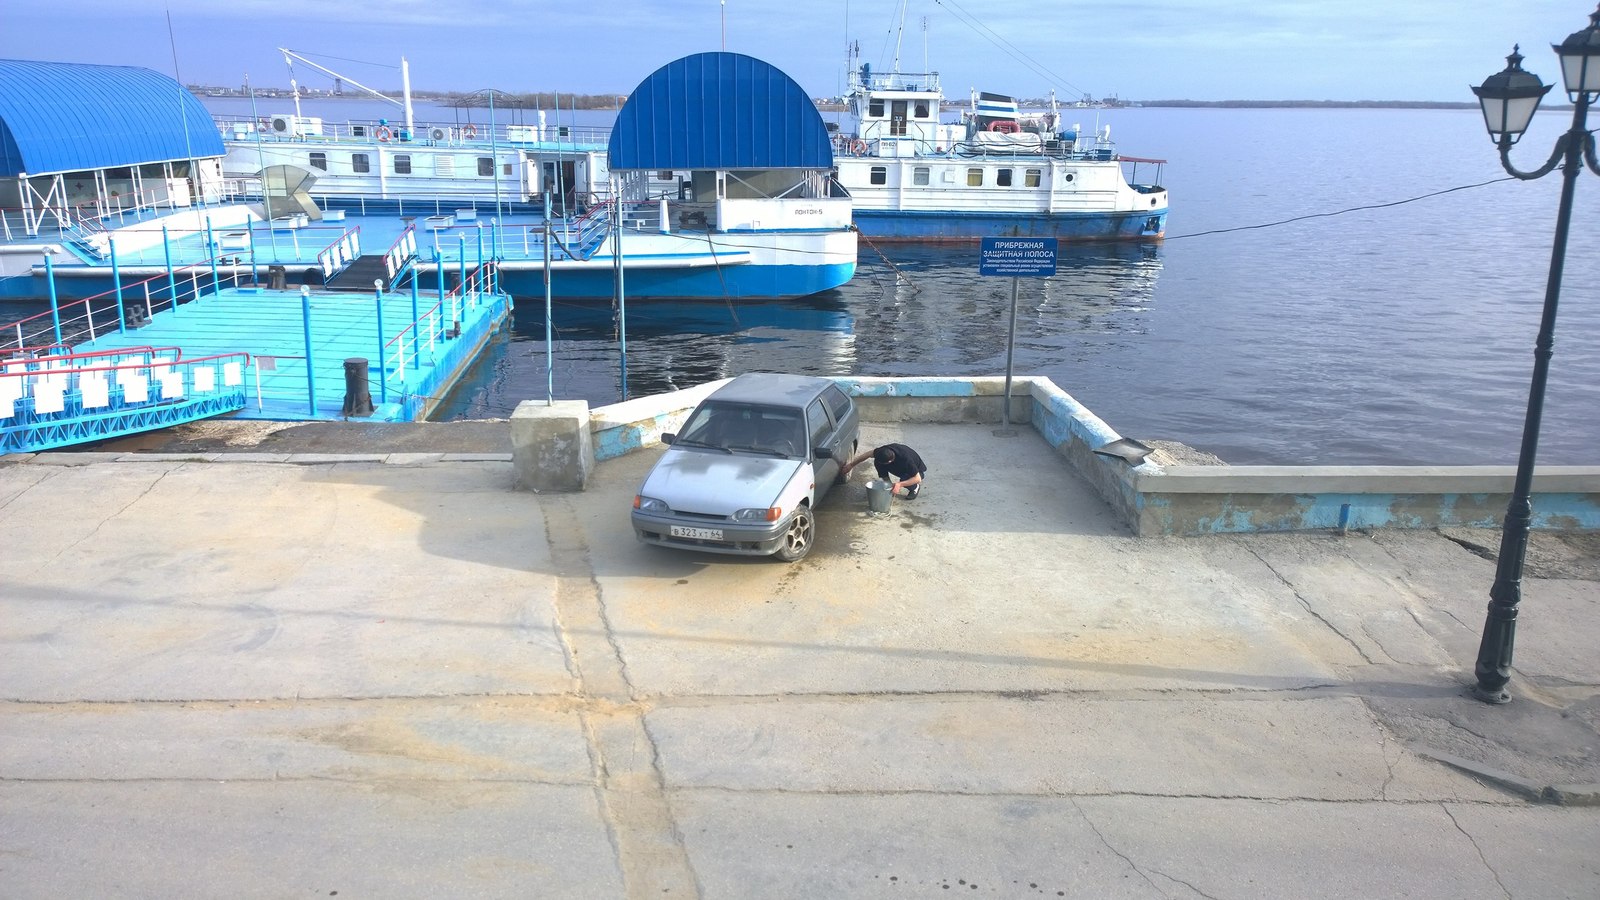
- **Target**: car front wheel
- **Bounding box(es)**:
[774,507,814,562]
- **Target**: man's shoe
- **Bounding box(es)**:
[903,484,919,500]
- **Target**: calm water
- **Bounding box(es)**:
[11,103,1598,466]
[436,106,1600,466]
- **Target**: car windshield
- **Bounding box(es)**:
[679,401,806,458]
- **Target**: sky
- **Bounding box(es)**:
[0,0,1593,102]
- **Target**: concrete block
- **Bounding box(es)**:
[512,400,593,492]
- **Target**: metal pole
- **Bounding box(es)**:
[434,246,446,319]
[457,234,467,311]
[544,195,554,405]
[1473,94,1591,704]
[205,217,219,299]
[373,280,388,405]
[111,237,126,334]
[1003,275,1019,429]
[45,253,62,346]
[162,225,177,315]
[613,181,628,401]
[247,224,259,284]
[410,272,421,369]
[300,285,316,416]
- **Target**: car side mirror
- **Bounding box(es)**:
[661,433,676,445]
[813,446,834,460]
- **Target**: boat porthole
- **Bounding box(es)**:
[1064,173,1074,182]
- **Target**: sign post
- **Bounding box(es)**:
[979,237,1057,431]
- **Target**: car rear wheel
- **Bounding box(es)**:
[774,507,814,562]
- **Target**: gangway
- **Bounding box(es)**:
[1,346,251,454]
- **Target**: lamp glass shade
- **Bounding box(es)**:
[1478,93,1544,138]
[1557,45,1600,94]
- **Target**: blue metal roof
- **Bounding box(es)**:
[0,58,224,178]
[608,52,832,171]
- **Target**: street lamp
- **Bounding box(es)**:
[1468,5,1600,704]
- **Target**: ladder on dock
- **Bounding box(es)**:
[1,347,251,454]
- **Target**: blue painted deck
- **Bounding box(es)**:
[71,280,511,422]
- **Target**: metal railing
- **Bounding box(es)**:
[2,251,252,355]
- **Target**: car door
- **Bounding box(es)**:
[806,396,841,491]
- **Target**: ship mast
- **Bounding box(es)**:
[279,48,415,135]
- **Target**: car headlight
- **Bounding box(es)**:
[634,495,669,513]
[734,507,782,522]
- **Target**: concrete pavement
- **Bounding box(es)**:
[2,422,1598,898]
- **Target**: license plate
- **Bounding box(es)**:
[670,525,724,541]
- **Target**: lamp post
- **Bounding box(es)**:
[1468,5,1600,704]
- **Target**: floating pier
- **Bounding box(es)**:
[3,264,510,452]
[74,275,510,422]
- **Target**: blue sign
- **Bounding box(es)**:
[979,237,1058,277]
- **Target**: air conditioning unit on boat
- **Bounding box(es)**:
[269,115,324,137]
[428,126,449,142]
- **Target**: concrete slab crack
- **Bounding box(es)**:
[1442,804,1511,899]
[1245,545,1378,665]
[543,498,700,900]
[1070,798,1169,896]
[30,466,174,577]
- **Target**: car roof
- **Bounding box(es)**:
[707,373,840,407]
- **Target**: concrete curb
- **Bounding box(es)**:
[1415,747,1600,806]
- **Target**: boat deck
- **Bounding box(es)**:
[70,280,510,422]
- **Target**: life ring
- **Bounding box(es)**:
[375,125,393,142]
[849,139,868,155]
[462,123,478,139]
[989,120,1020,133]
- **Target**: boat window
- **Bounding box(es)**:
[1064,172,1075,182]
[1025,168,1042,187]
[997,168,1013,187]
[393,155,412,175]
[308,152,327,172]
[658,170,673,181]
[967,168,983,187]
[478,158,494,177]
[351,153,370,174]
[914,101,930,118]
[913,167,930,186]
[503,163,513,176]
[870,166,887,185]
[869,98,885,118]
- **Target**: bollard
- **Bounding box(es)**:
[341,358,375,417]
[268,265,287,290]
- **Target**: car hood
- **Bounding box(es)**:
[642,449,806,515]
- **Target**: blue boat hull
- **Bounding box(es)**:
[489,262,857,301]
[854,208,1167,243]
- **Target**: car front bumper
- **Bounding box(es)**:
[631,511,790,557]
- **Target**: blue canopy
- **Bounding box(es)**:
[608,52,832,172]
[0,58,224,178]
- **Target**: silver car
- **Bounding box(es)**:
[632,373,861,561]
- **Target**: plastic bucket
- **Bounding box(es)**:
[866,479,893,513]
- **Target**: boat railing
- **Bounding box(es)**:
[214,114,612,148]
[1,350,252,450]
[2,249,257,355]
[848,69,942,95]
[381,260,498,399]
[313,225,363,284]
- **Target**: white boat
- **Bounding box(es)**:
[831,60,1169,242]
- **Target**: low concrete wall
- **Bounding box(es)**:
[847,376,1031,425]
[1132,465,1600,535]
[511,375,1600,535]
[588,379,728,462]
[510,400,593,492]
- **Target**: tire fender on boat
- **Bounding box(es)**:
[376,125,393,142]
